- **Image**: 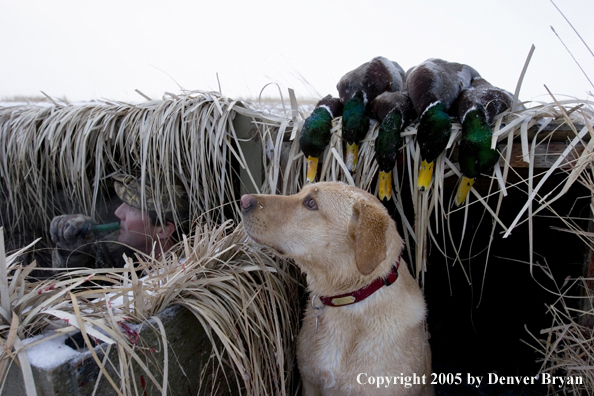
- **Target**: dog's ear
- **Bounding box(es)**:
[350,200,388,275]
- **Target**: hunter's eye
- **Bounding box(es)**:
[303,197,318,211]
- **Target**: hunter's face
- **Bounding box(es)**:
[114,203,158,253]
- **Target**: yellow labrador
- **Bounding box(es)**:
[241,182,433,396]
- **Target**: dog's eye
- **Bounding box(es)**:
[303,197,318,211]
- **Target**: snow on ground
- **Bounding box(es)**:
[23,333,81,370]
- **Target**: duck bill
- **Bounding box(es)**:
[417,160,434,191]
[345,143,359,173]
[455,176,475,206]
[378,171,393,201]
[306,156,319,183]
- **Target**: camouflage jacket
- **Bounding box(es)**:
[52,231,134,269]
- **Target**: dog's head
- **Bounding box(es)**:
[241,182,403,288]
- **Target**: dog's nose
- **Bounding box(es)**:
[240,194,256,213]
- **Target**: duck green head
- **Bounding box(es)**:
[459,104,499,179]
[455,104,500,205]
[375,109,403,171]
[417,102,451,162]
[342,91,370,144]
[416,102,451,191]
[299,106,334,182]
[342,91,370,172]
[299,106,333,158]
[375,109,403,201]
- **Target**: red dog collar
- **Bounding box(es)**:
[319,256,400,307]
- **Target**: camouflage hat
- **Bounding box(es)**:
[113,174,189,218]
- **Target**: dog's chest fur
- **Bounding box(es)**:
[298,286,426,394]
[298,303,371,391]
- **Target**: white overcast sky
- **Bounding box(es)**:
[1,0,593,104]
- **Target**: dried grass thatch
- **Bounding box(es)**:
[0,90,307,395]
[0,221,300,396]
[2,83,594,394]
[4,88,591,272]
[0,90,299,262]
[525,270,594,395]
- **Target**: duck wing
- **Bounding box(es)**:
[316,94,344,119]
[370,91,417,127]
[337,56,406,104]
[456,78,513,123]
[406,58,480,115]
